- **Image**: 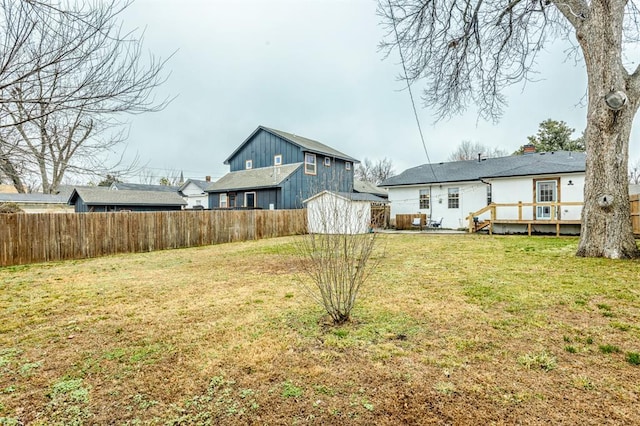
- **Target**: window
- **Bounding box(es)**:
[486,185,492,205]
[245,192,256,208]
[324,157,331,167]
[219,193,228,208]
[305,153,316,175]
[419,189,430,209]
[345,162,351,171]
[228,193,236,208]
[274,154,282,166]
[448,188,459,209]
[245,159,253,170]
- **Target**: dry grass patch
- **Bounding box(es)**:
[1,234,639,424]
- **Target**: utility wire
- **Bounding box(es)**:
[387,0,438,182]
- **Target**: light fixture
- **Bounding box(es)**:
[568,180,574,186]
[605,90,628,111]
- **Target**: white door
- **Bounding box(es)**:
[536,180,557,220]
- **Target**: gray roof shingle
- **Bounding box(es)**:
[69,187,186,206]
[0,193,68,204]
[206,163,302,192]
[110,182,180,192]
[224,126,359,164]
[380,151,586,187]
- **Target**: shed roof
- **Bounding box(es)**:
[224,125,359,164]
[380,151,586,187]
[304,190,388,204]
[68,187,186,206]
[206,163,302,192]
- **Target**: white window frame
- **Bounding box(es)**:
[345,162,351,171]
[219,193,228,208]
[245,159,253,170]
[274,154,282,166]
[245,192,256,208]
[305,153,317,175]
[324,157,331,167]
[419,189,430,209]
[448,187,460,209]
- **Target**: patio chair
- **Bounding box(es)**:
[427,217,443,228]
[411,217,423,230]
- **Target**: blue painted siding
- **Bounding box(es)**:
[220,128,355,209]
[229,129,304,172]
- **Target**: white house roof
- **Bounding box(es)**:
[206,163,302,193]
[178,179,212,193]
[68,187,186,206]
[224,125,359,164]
[381,151,587,187]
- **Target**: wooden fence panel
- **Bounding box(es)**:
[631,194,639,236]
[0,209,307,267]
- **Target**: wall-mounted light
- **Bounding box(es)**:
[568,180,574,186]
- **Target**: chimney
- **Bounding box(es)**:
[523,144,536,154]
[205,175,211,182]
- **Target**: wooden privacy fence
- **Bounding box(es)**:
[0,209,307,267]
[632,194,640,236]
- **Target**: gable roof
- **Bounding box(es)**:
[110,182,180,192]
[380,151,586,187]
[224,125,359,164]
[178,179,212,193]
[206,163,302,193]
[68,187,186,206]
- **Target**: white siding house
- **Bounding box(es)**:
[179,179,212,209]
[304,191,387,234]
[381,151,587,234]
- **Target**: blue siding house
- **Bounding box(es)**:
[207,126,359,209]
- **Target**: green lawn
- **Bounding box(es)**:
[1,234,639,424]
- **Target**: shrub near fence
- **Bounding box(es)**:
[0,209,307,267]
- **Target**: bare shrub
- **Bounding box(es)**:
[294,190,383,324]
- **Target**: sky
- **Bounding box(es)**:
[118,0,640,183]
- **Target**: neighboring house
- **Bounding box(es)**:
[354,179,388,199]
[68,187,186,212]
[179,178,213,209]
[380,151,586,233]
[304,190,388,234]
[206,125,359,209]
[0,193,73,213]
[110,182,180,193]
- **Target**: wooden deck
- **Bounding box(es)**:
[469,197,640,236]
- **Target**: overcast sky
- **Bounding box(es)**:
[119,0,640,183]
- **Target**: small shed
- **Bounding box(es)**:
[68,187,186,212]
[304,190,388,234]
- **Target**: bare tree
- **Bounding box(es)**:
[379,0,640,259]
[630,159,640,185]
[0,0,171,193]
[355,157,395,185]
[448,140,508,161]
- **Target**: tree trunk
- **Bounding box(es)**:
[574,0,640,259]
